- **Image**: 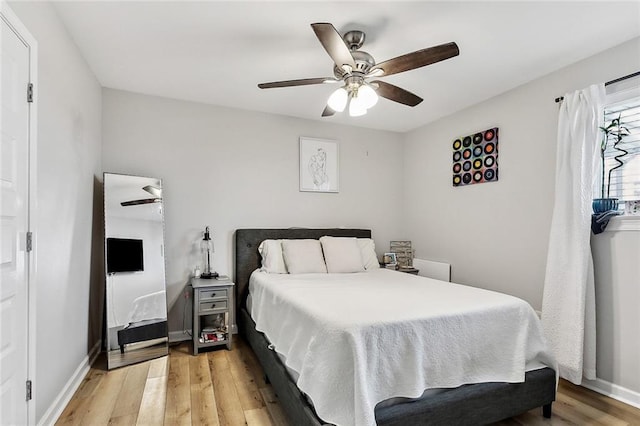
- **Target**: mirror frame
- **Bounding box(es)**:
[103,172,169,369]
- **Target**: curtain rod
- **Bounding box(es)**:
[554,71,640,103]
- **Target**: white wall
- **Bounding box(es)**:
[402,37,640,395]
[8,1,103,423]
[591,228,640,396]
[102,88,404,332]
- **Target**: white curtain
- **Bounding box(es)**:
[542,84,605,384]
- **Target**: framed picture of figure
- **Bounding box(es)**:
[299,137,339,193]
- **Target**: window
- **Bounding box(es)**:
[600,84,640,211]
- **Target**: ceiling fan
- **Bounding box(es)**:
[120,185,162,207]
[258,23,459,117]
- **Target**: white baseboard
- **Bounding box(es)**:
[37,340,101,426]
[581,377,640,409]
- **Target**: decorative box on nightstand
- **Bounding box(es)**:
[191,277,235,355]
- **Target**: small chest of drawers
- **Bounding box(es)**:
[192,278,235,355]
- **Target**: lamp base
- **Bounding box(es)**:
[200,271,219,279]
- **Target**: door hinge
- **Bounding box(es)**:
[26,232,33,252]
[27,83,34,103]
[26,380,32,401]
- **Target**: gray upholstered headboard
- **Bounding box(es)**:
[234,228,371,314]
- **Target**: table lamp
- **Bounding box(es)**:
[200,226,218,279]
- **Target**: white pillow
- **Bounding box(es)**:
[357,238,380,270]
[258,240,288,274]
[320,236,365,273]
[282,239,327,274]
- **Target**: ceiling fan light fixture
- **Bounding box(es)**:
[358,84,378,109]
[257,23,457,118]
[327,87,348,112]
[348,95,367,117]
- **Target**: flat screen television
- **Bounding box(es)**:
[107,238,144,273]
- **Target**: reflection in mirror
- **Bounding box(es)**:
[104,173,168,369]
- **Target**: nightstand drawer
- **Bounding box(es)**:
[199,300,228,313]
[199,288,228,301]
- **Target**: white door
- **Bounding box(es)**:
[0,7,32,426]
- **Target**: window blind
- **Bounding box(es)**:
[602,96,640,202]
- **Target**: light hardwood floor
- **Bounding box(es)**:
[56,338,640,425]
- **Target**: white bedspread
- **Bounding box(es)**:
[249,268,556,426]
[127,289,167,324]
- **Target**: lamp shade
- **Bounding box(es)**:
[349,95,367,117]
[358,84,378,109]
[327,87,348,112]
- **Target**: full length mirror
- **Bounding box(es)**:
[104,173,168,369]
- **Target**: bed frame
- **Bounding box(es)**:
[117,319,167,353]
[235,228,556,425]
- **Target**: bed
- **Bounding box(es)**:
[235,228,557,426]
[117,290,168,353]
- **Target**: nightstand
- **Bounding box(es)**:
[380,263,420,275]
[192,278,235,355]
[398,267,419,275]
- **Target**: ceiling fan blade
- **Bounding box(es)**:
[143,185,162,197]
[311,23,356,72]
[258,77,337,89]
[321,105,336,117]
[370,42,459,77]
[121,198,161,207]
[371,80,423,107]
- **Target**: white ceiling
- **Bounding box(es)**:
[53,1,640,133]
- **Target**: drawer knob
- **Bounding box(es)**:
[211,293,216,297]
[211,304,216,309]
